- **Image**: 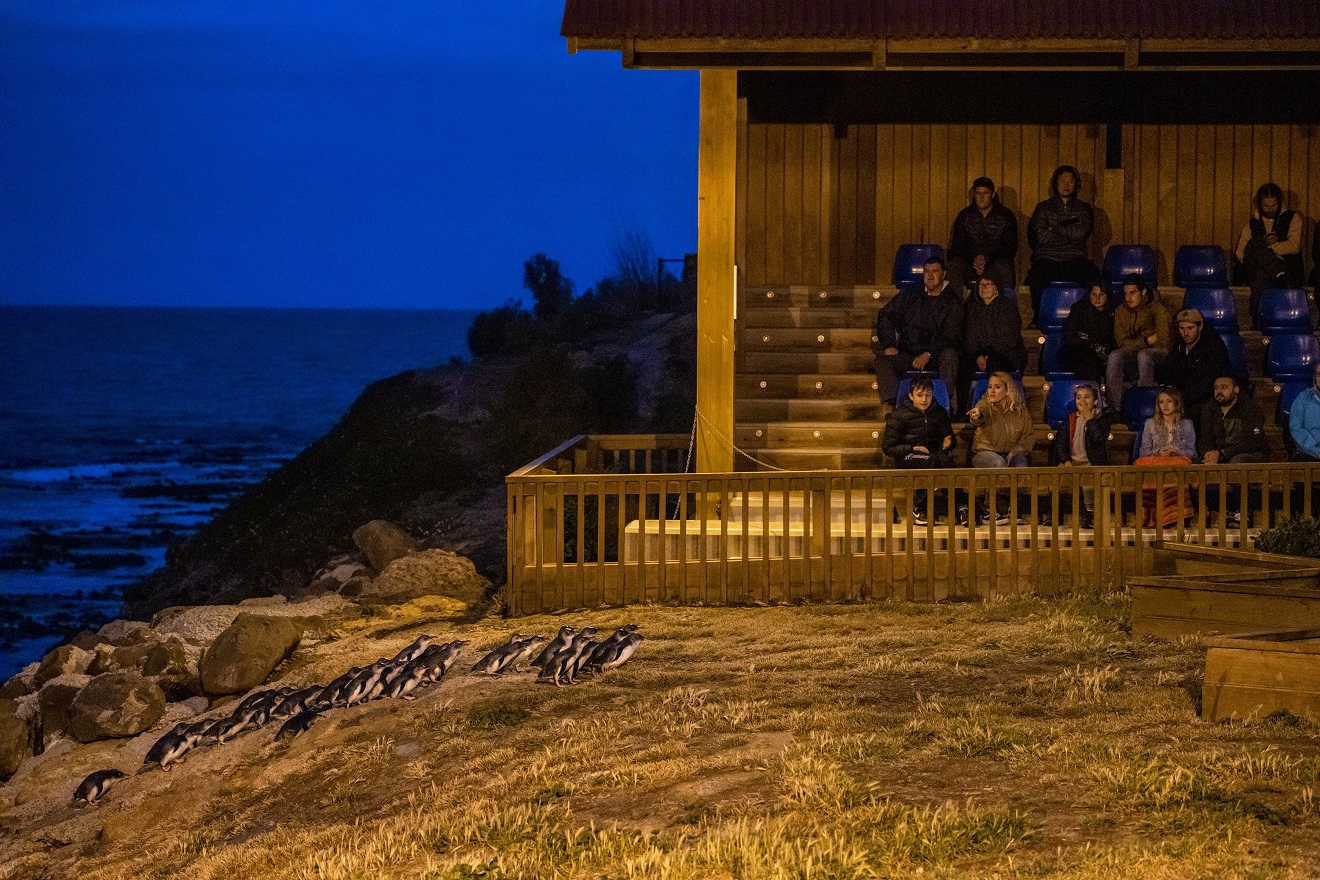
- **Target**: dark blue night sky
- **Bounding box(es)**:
[1,2,698,309]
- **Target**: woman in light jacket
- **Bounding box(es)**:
[965,371,1036,525]
[1136,386,1197,527]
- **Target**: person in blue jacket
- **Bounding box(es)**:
[1290,362,1320,462]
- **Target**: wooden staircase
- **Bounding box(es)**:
[735,283,1302,471]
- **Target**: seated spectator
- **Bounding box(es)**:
[1060,284,1115,382]
[1197,375,1266,465]
[1135,387,1197,527]
[1198,374,1266,526]
[1289,363,1320,462]
[966,371,1036,525]
[1235,182,1305,324]
[946,177,1018,298]
[1155,308,1231,416]
[874,257,962,406]
[1049,381,1118,528]
[882,376,956,525]
[960,277,1026,413]
[1105,275,1165,412]
[1025,165,1100,327]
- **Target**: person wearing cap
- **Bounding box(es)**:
[946,177,1018,298]
[1025,165,1100,327]
[1155,308,1232,415]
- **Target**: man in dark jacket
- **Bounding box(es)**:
[1198,373,1267,524]
[882,377,955,524]
[946,177,1018,298]
[1197,375,1266,465]
[1025,165,1100,327]
[960,277,1025,413]
[874,257,962,406]
[1155,309,1232,416]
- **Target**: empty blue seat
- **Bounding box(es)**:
[895,376,951,412]
[1223,333,1248,379]
[892,244,945,289]
[1103,244,1157,295]
[1277,380,1311,427]
[1258,288,1312,336]
[1181,287,1238,335]
[1174,245,1229,288]
[1039,333,1074,380]
[1039,283,1086,333]
[1121,386,1159,431]
[1265,333,1320,382]
[1045,379,1088,430]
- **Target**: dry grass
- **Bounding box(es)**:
[3,595,1319,879]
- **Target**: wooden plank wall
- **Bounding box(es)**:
[742,122,1318,287]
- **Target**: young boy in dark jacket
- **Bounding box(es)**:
[883,377,955,525]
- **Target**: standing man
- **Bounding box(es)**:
[946,177,1018,298]
[1155,309,1231,416]
[874,257,962,407]
[1025,165,1100,327]
[1235,182,1305,324]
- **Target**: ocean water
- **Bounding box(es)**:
[0,305,477,678]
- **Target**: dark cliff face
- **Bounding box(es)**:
[124,312,696,617]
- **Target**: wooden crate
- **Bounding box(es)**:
[1203,629,1320,722]
[1131,571,1320,639]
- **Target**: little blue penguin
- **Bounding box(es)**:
[73,769,127,806]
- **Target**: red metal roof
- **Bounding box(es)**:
[562,0,1320,41]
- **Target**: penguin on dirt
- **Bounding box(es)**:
[73,769,127,806]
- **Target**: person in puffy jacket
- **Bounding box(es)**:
[961,277,1026,414]
[882,376,955,525]
[946,176,1018,297]
[1049,381,1118,528]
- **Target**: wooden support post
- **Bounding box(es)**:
[697,69,738,473]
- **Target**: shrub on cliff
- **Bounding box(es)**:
[467,300,534,360]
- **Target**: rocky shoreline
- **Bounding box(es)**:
[1,519,489,785]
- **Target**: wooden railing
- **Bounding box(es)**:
[506,435,1320,615]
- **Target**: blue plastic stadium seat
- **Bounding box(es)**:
[1257,288,1312,336]
[1173,245,1229,289]
[1039,283,1086,333]
[1277,380,1311,428]
[1121,386,1159,431]
[1265,333,1320,383]
[1103,244,1157,295]
[892,244,945,289]
[1045,378,1087,430]
[1039,333,1075,380]
[1181,287,1238,336]
[895,376,951,412]
[1223,334,1248,379]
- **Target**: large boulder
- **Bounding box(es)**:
[198,614,303,696]
[0,699,32,782]
[354,549,490,606]
[38,675,91,743]
[96,619,153,646]
[66,674,166,743]
[33,645,93,688]
[352,520,420,571]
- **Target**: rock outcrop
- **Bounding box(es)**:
[33,645,93,688]
[0,699,31,782]
[198,614,304,696]
[352,520,420,571]
[66,673,166,743]
[349,548,490,606]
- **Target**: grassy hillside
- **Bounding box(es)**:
[4,595,1319,879]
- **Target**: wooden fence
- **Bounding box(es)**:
[506,435,1320,615]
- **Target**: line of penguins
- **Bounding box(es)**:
[71,624,642,806]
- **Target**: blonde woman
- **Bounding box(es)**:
[1135,386,1197,526]
[965,371,1035,524]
